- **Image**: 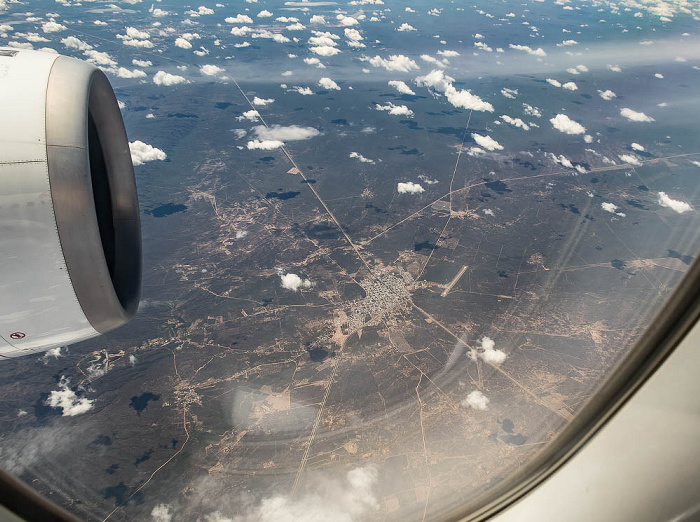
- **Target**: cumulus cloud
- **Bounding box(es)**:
[658,192,692,213]
[304,57,325,68]
[280,272,313,291]
[471,133,503,151]
[236,109,260,122]
[461,390,489,410]
[200,64,224,76]
[337,14,359,26]
[310,15,326,24]
[420,54,446,68]
[630,143,645,151]
[175,37,193,49]
[375,102,414,116]
[415,69,494,112]
[523,103,541,118]
[247,140,283,150]
[509,43,546,56]
[550,113,585,135]
[310,45,341,56]
[368,54,418,72]
[396,23,416,32]
[258,9,273,17]
[397,182,424,194]
[130,141,167,165]
[61,36,92,50]
[253,97,274,106]
[349,152,374,164]
[344,28,363,41]
[546,78,562,87]
[388,80,415,95]
[601,202,626,217]
[151,504,172,522]
[253,125,320,142]
[46,377,94,416]
[598,89,616,100]
[116,67,147,79]
[133,59,152,67]
[290,86,314,95]
[471,336,507,365]
[225,14,253,23]
[42,20,66,33]
[500,115,529,130]
[501,88,518,99]
[562,81,578,91]
[620,108,655,122]
[318,77,340,90]
[619,154,642,166]
[125,26,149,39]
[153,70,188,86]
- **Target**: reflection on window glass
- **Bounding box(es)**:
[1,0,700,520]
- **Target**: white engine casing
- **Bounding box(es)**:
[0,49,141,358]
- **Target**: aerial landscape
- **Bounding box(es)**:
[1,0,700,520]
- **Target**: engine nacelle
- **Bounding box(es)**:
[0,49,141,358]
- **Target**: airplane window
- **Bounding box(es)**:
[1,0,700,521]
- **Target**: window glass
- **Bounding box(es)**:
[1,1,700,521]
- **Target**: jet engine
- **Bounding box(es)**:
[0,49,141,358]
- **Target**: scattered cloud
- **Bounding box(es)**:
[225,14,253,23]
[375,102,413,116]
[471,133,503,151]
[247,140,283,150]
[116,67,147,79]
[310,45,341,56]
[46,377,94,416]
[280,272,313,291]
[509,43,546,56]
[253,97,274,106]
[501,88,518,99]
[318,77,340,90]
[236,109,260,122]
[601,202,626,217]
[396,23,416,32]
[42,20,66,33]
[658,192,691,213]
[523,103,541,118]
[470,336,507,365]
[598,89,616,100]
[349,152,374,164]
[397,182,424,194]
[630,143,645,151]
[550,113,585,135]
[620,107,655,122]
[200,64,224,76]
[61,36,92,50]
[153,71,188,86]
[175,37,193,49]
[416,69,493,112]
[462,390,489,410]
[618,154,642,166]
[368,54,419,72]
[151,504,172,522]
[253,125,320,142]
[130,140,167,165]
[388,80,415,95]
[562,81,578,91]
[500,115,529,130]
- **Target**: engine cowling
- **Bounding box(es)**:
[0,49,141,358]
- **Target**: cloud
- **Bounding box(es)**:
[153,70,188,86]
[557,39,579,46]
[396,23,416,32]
[253,97,274,106]
[620,107,655,122]
[598,89,616,100]
[438,49,460,57]
[562,81,578,91]
[253,125,320,142]
[258,9,273,17]
[601,202,626,217]
[420,54,446,68]
[201,64,224,76]
[125,26,149,39]
[546,78,561,87]
[151,504,172,522]
[290,86,314,95]
[631,143,645,151]
[175,37,193,49]
[501,88,517,99]
[416,69,493,112]
[337,14,358,26]
[310,15,326,24]
[500,115,529,130]
[247,140,283,150]
[618,154,642,166]
[397,181,424,194]
[473,336,507,365]
[471,133,503,151]
[375,102,413,116]
[287,22,306,31]
[658,192,692,213]
[116,67,147,79]
[550,113,585,135]
[236,109,260,122]
[349,152,374,164]
[344,28,362,41]
[523,103,541,118]
[130,141,167,165]
[231,26,253,36]
[310,45,341,56]
[388,80,415,95]
[46,377,94,416]
[133,58,152,67]
[368,54,419,72]
[42,20,66,33]
[461,390,489,410]
[509,43,546,56]
[225,14,253,23]
[318,77,340,90]
[304,57,325,68]
[61,36,92,50]
[280,273,313,291]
